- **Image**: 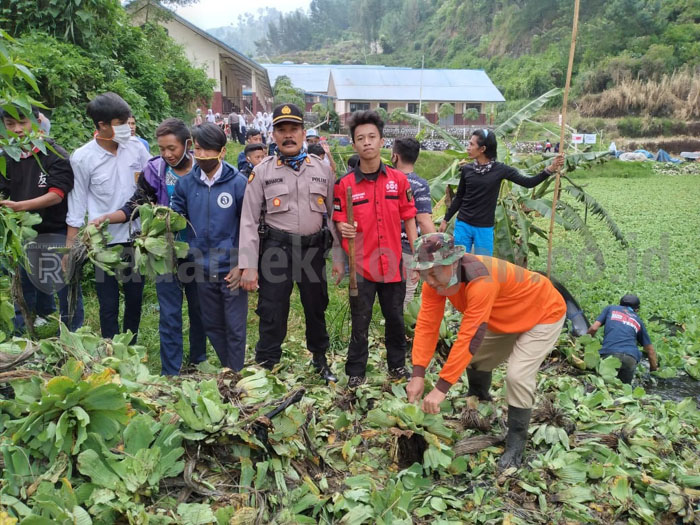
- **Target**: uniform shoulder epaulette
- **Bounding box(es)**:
[257,155,275,167]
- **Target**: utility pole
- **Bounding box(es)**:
[418,54,424,132]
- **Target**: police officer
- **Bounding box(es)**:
[239,103,338,382]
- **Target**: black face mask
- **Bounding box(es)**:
[195,153,221,174]
[166,140,192,170]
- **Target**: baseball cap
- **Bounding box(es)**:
[306,128,319,138]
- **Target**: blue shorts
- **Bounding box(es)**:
[454,220,494,256]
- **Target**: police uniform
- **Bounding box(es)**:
[239,104,338,380]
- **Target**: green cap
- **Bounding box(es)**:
[409,233,466,270]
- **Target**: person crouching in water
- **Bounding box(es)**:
[588,294,659,383]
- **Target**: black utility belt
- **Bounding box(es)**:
[263,226,328,248]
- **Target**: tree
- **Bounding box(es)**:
[273,76,305,109]
[393,89,625,268]
[463,108,480,122]
[2,2,214,150]
[1,0,123,48]
[438,103,455,120]
[375,106,389,123]
[0,29,45,167]
[389,108,405,124]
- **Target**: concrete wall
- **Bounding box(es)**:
[160,19,221,91]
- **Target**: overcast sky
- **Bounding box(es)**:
[174,0,311,30]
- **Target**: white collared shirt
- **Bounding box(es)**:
[67,137,150,244]
[199,162,223,187]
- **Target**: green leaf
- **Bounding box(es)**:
[495,88,562,136]
[176,503,217,525]
[583,345,601,369]
[339,504,374,525]
[598,356,621,381]
[123,414,156,455]
[430,496,447,512]
[77,449,122,489]
[611,476,630,502]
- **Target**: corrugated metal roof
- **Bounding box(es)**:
[330,68,505,102]
[262,64,404,94]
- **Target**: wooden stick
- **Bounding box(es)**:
[346,186,358,297]
[547,0,581,278]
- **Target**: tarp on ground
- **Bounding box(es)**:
[619,152,650,162]
[655,149,681,164]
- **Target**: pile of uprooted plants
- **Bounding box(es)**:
[0,323,698,525]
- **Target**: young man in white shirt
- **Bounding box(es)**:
[66,92,150,341]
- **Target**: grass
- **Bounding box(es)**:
[531,169,700,326]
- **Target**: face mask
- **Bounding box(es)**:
[195,153,222,174]
[166,141,191,169]
[112,124,132,146]
[446,266,459,288]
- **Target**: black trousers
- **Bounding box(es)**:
[94,245,144,342]
[345,277,407,377]
[254,238,330,366]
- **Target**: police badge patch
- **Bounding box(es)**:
[248,172,255,184]
[406,188,414,202]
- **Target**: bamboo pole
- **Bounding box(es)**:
[346,186,358,297]
[547,0,581,278]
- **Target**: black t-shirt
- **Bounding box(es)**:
[361,169,380,181]
[0,140,74,233]
[444,161,551,227]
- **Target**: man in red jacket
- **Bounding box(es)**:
[406,233,566,468]
[332,110,417,388]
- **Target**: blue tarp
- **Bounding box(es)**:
[655,149,682,164]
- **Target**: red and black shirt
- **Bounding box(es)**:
[333,163,416,283]
[0,139,74,234]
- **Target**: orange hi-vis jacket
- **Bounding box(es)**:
[411,255,566,393]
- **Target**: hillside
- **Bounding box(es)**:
[215,0,700,107]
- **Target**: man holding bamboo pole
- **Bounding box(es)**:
[332,110,418,389]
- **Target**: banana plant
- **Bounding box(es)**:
[393,91,625,268]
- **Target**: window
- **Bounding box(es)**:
[407,103,420,114]
[464,103,481,113]
[378,103,388,111]
[350,102,370,112]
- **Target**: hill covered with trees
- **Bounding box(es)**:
[241,0,700,109]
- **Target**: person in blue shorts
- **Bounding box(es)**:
[440,129,564,255]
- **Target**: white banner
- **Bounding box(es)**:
[571,134,584,144]
[584,134,597,144]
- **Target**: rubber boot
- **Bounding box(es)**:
[466,368,493,401]
[498,405,532,470]
[312,353,338,383]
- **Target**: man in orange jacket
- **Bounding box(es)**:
[406,233,566,469]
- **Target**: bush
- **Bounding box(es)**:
[617,117,644,138]
[5,19,214,151]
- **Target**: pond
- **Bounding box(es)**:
[642,372,700,404]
